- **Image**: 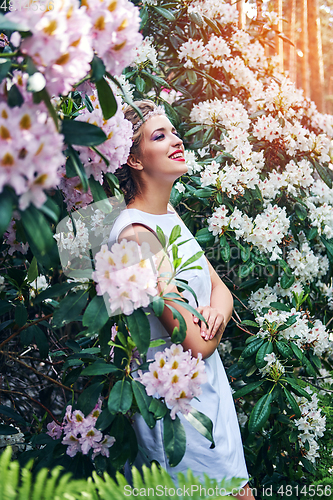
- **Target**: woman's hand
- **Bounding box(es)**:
[193,306,225,341]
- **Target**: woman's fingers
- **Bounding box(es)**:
[194,307,224,341]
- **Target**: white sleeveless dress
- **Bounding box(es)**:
[108,207,249,486]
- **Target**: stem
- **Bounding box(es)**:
[0,52,18,58]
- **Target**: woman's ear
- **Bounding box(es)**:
[127,154,143,171]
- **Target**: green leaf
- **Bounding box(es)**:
[294,202,307,221]
[27,257,38,284]
[33,326,49,358]
[241,246,251,263]
[151,295,164,317]
[0,187,13,238]
[82,295,109,332]
[313,159,333,188]
[169,225,181,245]
[289,342,303,360]
[90,55,106,82]
[149,398,167,420]
[275,340,293,358]
[155,225,166,247]
[96,77,117,120]
[184,125,205,137]
[0,59,11,85]
[62,120,107,146]
[302,356,317,378]
[95,408,115,431]
[179,251,204,271]
[241,338,264,358]
[126,309,151,356]
[163,413,186,467]
[153,5,176,21]
[195,227,215,247]
[248,392,272,433]
[285,377,311,400]
[233,380,265,399]
[14,304,27,328]
[238,261,256,279]
[20,205,58,268]
[184,408,214,446]
[52,290,88,329]
[66,146,89,193]
[108,379,133,414]
[0,425,20,435]
[242,320,259,328]
[77,382,103,415]
[269,302,291,312]
[88,175,109,203]
[81,361,120,376]
[0,405,28,426]
[255,341,273,369]
[131,380,155,429]
[321,236,333,264]
[33,282,76,304]
[219,234,231,262]
[7,84,24,108]
[280,272,295,289]
[283,387,301,418]
[135,75,145,93]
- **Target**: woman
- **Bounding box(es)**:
[108,100,255,499]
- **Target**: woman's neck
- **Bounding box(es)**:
[128,182,172,215]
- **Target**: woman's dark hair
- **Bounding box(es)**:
[112,100,160,205]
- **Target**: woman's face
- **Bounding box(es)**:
[135,114,187,182]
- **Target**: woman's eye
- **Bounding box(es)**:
[173,131,181,138]
[153,134,165,141]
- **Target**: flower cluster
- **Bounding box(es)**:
[259,352,285,379]
[131,37,158,68]
[208,204,290,260]
[76,91,132,182]
[254,309,332,357]
[92,240,158,315]
[294,388,326,463]
[7,0,142,95]
[188,0,238,24]
[0,101,64,210]
[54,217,90,259]
[139,344,207,419]
[85,0,142,76]
[47,400,115,459]
[7,0,93,96]
[3,216,29,256]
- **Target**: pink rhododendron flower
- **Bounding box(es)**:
[7,0,93,96]
[46,399,115,459]
[76,91,132,182]
[139,344,207,419]
[93,241,158,315]
[83,0,142,76]
[0,101,64,210]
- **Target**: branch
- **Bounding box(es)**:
[1,351,80,393]
[0,313,53,349]
[0,389,61,425]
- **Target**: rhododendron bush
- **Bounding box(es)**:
[1,0,333,493]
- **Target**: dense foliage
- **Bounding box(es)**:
[1,0,333,497]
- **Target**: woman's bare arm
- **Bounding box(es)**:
[118,223,224,359]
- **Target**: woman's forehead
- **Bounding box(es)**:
[143,114,173,133]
